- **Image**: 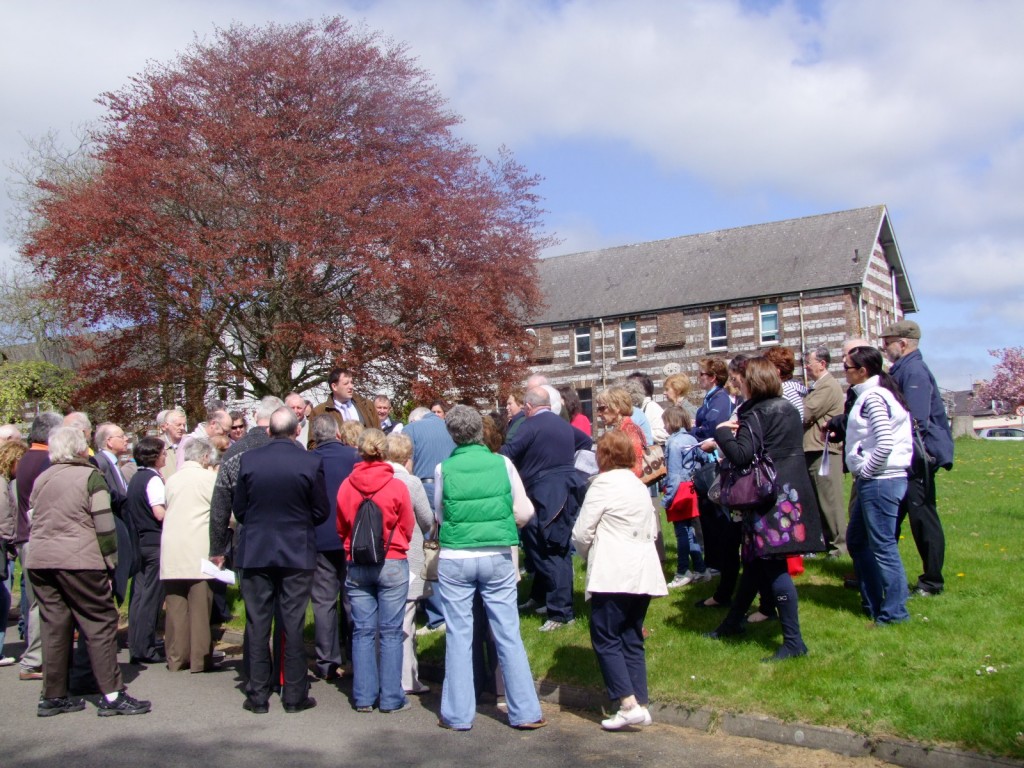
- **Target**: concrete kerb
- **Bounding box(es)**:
[219,629,1021,768]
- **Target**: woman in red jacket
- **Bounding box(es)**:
[336,428,414,714]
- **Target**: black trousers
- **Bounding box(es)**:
[589,593,651,704]
[128,544,164,659]
[241,567,314,707]
[520,517,574,623]
[897,465,945,593]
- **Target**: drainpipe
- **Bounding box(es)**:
[798,292,808,388]
[599,318,607,389]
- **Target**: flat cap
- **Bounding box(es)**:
[880,319,921,339]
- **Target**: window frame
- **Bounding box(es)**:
[759,303,780,345]
[573,326,592,365]
[708,311,728,351]
[619,321,638,361]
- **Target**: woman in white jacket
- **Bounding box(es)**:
[844,346,913,625]
[572,430,667,731]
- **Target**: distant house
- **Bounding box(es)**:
[526,205,916,418]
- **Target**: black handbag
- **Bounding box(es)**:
[719,411,778,510]
[692,460,719,499]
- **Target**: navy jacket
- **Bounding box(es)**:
[233,439,330,570]
[501,410,577,484]
[692,386,733,441]
[889,349,954,470]
[310,439,360,552]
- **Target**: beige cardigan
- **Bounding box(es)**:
[161,461,216,580]
[571,469,668,600]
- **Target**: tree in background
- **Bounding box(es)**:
[977,347,1024,413]
[20,17,547,424]
[0,361,76,423]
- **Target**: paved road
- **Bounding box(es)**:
[0,644,885,768]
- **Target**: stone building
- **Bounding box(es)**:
[526,204,916,419]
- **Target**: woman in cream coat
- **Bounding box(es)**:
[572,430,668,731]
[161,438,219,672]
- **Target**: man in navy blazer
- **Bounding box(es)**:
[234,407,330,714]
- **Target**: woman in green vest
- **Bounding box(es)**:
[433,405,545,732]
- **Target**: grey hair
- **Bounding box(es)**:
[311,414,339,444]
[184,437,217,465]
[524,387,550,409]
[29,412,63,444]
[445,405,484,446]
[156,408,186,427]
[94,422,120,451]
[254,396,285,424]
[806,346,831,366]
[407,406,431,424]
[268,406,299,438]
[622,379,645,408]
[48,426,87,463]
[385,431,413,464]
[64,411,92,432]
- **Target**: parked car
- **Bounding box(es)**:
[976,427,1024,441]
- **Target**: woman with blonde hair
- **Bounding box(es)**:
[336,428,414,713]
[594,387,645,477]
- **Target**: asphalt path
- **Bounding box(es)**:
[0,641,889,768]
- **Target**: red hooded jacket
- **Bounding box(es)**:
[336,460,413,560]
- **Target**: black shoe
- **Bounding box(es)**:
[38,696,86,717]
[761,643,809,663]
[130,652,166,665]
[283,697,317,714]
[243,698,270,714]
[97,691,151,717]
[843,578,861,591]
[704,624,745,640]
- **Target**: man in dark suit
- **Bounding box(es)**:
[501,387,590,631]
[308,415,360,679]
[93,423,130,515]
[234,407,330,714]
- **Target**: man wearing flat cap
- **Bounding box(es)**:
[880,319,954,597]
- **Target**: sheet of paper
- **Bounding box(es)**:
[819,445,831,476]
[201,558,236,585]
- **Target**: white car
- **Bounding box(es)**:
[977,427,1024,441]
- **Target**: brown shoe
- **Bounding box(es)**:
[513,719,548,730]
[20,667,43,681]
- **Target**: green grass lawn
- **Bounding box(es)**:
[418,438,1024,758]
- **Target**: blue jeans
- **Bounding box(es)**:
[0,567,12,657]
[346,559,409,710]
[848,476,910,624]
[672,520,706,577]
[438,553,542,729]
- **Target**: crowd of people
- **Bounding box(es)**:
[0,319,954,729]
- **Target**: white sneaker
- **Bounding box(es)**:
[667,572,694,589]
[601,706,651,730]
[538,619,575,632]
[706,568,720,577]
[0,656,15,667]
[415,622,446,637]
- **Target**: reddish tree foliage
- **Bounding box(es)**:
[22,18,547,424]
[977,347,1024,413]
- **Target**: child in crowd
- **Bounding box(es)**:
[662,406,711,588]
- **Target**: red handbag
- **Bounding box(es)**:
[666,481,699,522]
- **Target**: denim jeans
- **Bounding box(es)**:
[0,568,12,657]
[438,553,542,729]
[848,476,910,624]
[672,520,706,576]
[346,559,409,710]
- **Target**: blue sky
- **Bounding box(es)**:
[2,0,1021,392]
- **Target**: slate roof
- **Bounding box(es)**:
[530,205,917,325]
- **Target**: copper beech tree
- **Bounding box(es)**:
[22,18,547,423]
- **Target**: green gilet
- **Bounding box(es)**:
[439,444,518,550]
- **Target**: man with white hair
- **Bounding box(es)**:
[501,387,590,631]
[94,423,130,515]
[178,407,231,471]
[284,392,310,448]
[526,374,563,418]
[157,408,187,480]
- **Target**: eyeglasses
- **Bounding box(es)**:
[596,405,608,412]
[842,364,858,371]
[230,423,245,431]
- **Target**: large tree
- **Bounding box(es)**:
[977,347,1024,413]
[21,18,546,424]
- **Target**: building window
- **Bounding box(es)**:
[577,387,593,425]
[619,321,637,360]
[574,327,591,364]
[759,303,779,344]
[709,311,727,351]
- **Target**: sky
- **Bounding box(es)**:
[2,0,1021,392]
